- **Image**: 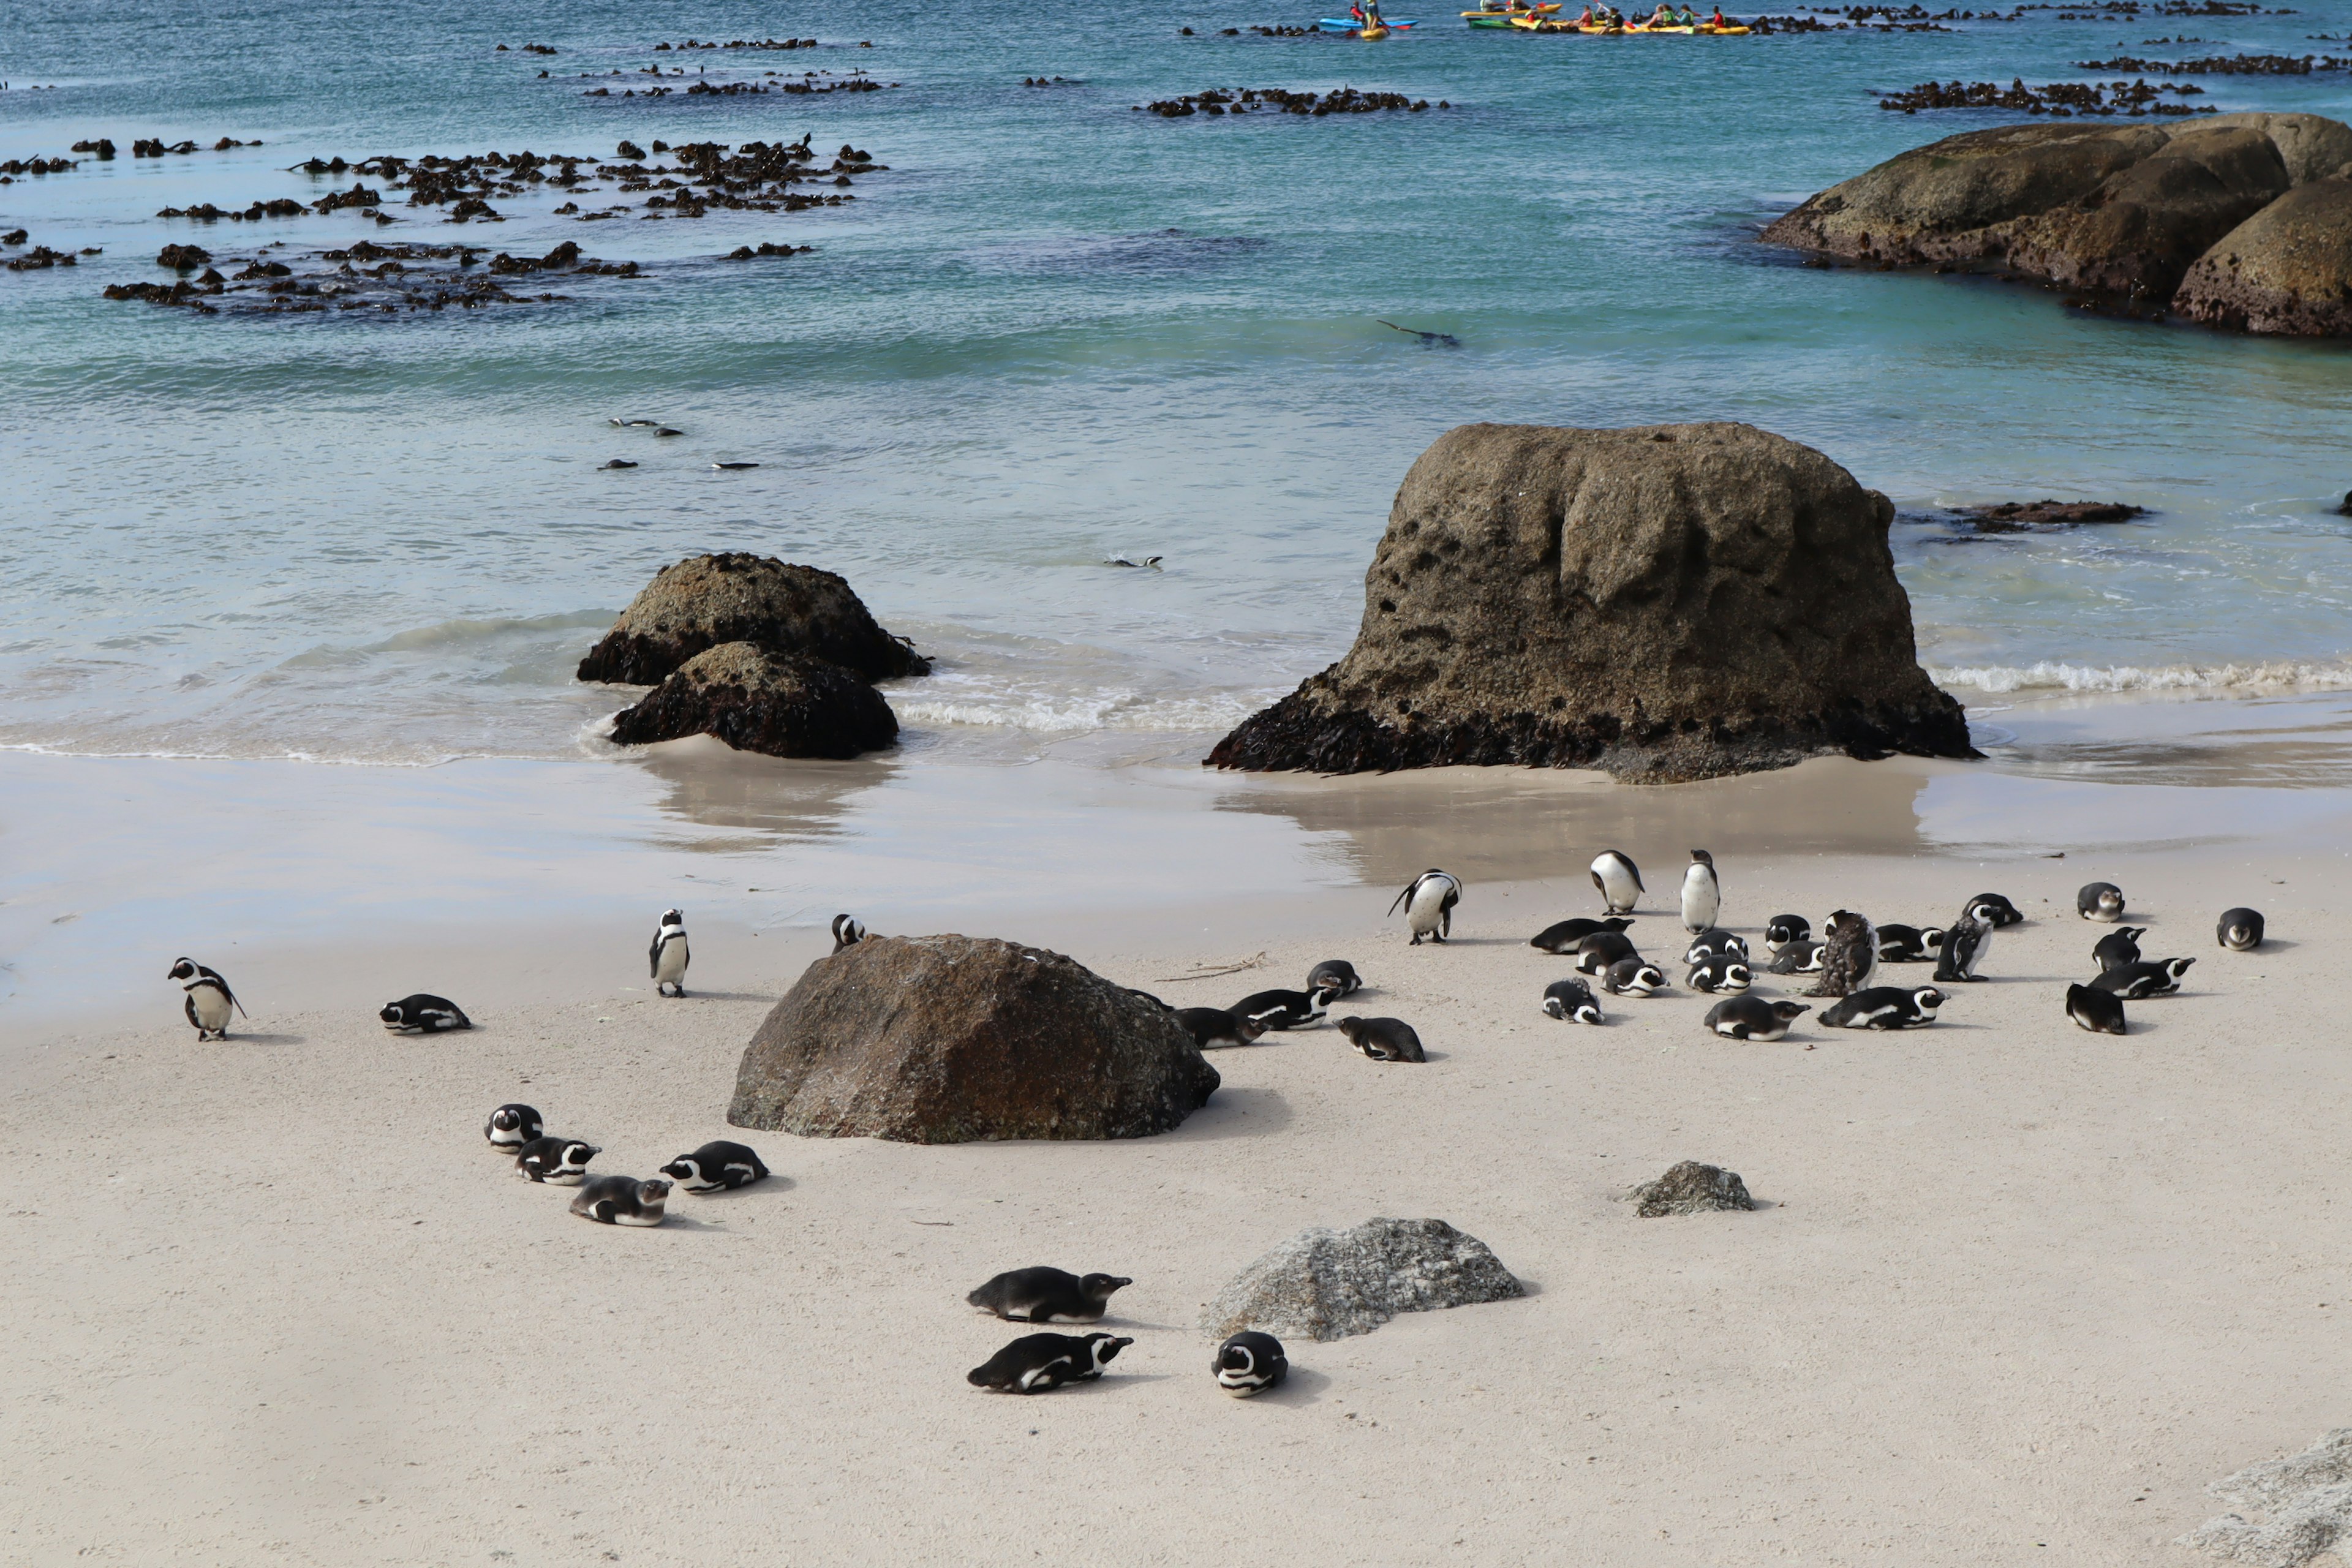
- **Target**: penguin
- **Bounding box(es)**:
[966,1267,1133,1323]
[378,993,472,1033]
[484,1103,541,1153]
[1529,916,1634,954]
[2066,982,2127,1035]
[1335,1016,1425,1062]
[2077,882,2126,922]
[1232,986,1336,1030]
[1932,902,1998,984]
[1590,851,1643,915]
[1540,978,1603,1023]
[830,913,866,952]
[2089,957,2193,999]
[1820,985,1945,1029]
[967,1331,1131,1393]
[1966,893,2024,928]
[1683,929,1747,963]
[1806,911,1879,998]
[167,957,246,1041]
[1214,1330,1288,1397]
[1874,925,1944,963]
[1572,931,1638,975]
[1305,959,1362,997]
[1686,955,1752,993]
[1679,850,1721,935]
[2216,908,2264,951]
[1763,914,1811,953]
[1703,997,1810,1041]
[568,1175,671,1226]
[1602,957,1668,996]
[649,908,690,996]
[514,1136,600,1185]
[1175,1007,1268,1049]
[1767,940,1825,975]
[2092,926,2147,973]
[1388,869,1461,945]
[659,1139,769,1193]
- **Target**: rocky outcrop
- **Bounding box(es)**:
[2183,1428,2352,1568]
[2174,178,2352,336]
[728,935,1219,1143]
[1761,112,2352,332]
[606,641,899,759]
[1208,423,1972,783]
[1629,1161,1755,1217]
[1959,500,2144,531]
[577,553,928,686]
[1198,1218,1525,1343]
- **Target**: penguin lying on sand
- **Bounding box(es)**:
[1175,1007,1267,1049]
[2215,908,2264,951]
[967,1267,1133,1323]
[1305,959,1362,997]
[1684,929,1746,963]
[660,1140,769,1192]
[2092,927,2147,973]
[1541,978,1603,1023]
[2067,982,2127,1034]
[569,1175,670,1226]
[1531,916,1634,954]
[1604,958,1668,996]
[1336,1016,1424,1061]
[1820,986,1944,1029]
[2089,957,2193,999]
[379,993,471,1033]
[2077,883,2126,922]
[1767,941,1825,975]
[1966,894,2024,927]
[968,1332,1131,1393]
[1232,986,1336,1030]
[1574,932,1638,975]
[1215,1331,1288,1396]
[1703,997,1809,1041]
[1764,914,1810,952]
[1874,925,1943,963]
[515,1136,600,1185]
[1686,955,1751,993]
[484,1103,541,1153]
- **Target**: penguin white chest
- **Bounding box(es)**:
[187,986,232,1031]
[1408,883,1449,935]
[1680,868,1719,931]
[654,935,688,984]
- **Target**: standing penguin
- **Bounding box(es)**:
[1590,851,1643,916]
[649,908,690,997]
[1806,911,1879,998]
[1679,850,1720,935]
[1932,901,1997,984]
[1388,869,1461,945]
[167,958,247,1041]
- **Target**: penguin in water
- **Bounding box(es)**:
[515,1136,600,1185]
[1703,997,1810,1041]
[1573,931,1638,975]
[1764,914,1811,953]
[1335,1016,1425,1061]
[2216,908,2265,951]
[1175,1007,1268,1049]
[1214,1330,1288,1397]
[1541,978,1603,1023]
[569,1175,671,1226]
[2092,927,2147,973]
[1232,986,1337,1030]
[968,1332,1131,1393]
[649,908,690,996]
[167,958,246,1041]
[1389,869,1461,944]
[1684,929,1746,963]
[1806,911,1879,998]
[660,1140,769,1193]
[1590,851,1643,916]
[1820,985,1945,1030]
[2077,883,2126,922]
[1603,957,1668,996]
[2089,957,2193,999]
[2066,982,2127,1035]
[967,1267,1133,1323]
[1966,893,2024,928]
[1874,925,1944,964]
[379,993,471,1033]
[484,1103,541,1153]
[1531,916,1634,954]
[1679,850,1721,935]
[1686,955,1752,993]
[830,913,867,953]
[1305,959,1362,997]
[1932,901,1998,984]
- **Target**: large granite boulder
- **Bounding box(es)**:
[606,641,899,759]
[577,553,928,686]
[1208,422,1972,783]
[728,935,1219,1142]
[1198,1217,1525,1343]
[2174,178,2352,336]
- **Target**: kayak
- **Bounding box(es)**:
[1317,15,1420,25]
[1458,2,1557,12]
[1360,22,1389,34]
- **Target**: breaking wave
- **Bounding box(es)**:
[1931,660,2352,696]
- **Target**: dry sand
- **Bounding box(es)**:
[8,844,2350,1567]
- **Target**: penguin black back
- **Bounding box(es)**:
[1175,1006,1267,1049]
[1215,1330,1289,1397]
[966,1266,1133,1323]
[379,993,472,1033]
[568,1175,671,1226]
[1305,959,1361,997]
[2092,927,2147,973]
[2076,882,2126,922]
[967,1331,1131,1393]
[660,1139,770,1193]
[2066,982,2127,1034]
[484,1102,542,1152]
[1531,916,1633,954]
[1541,977,1602,1023]
[2216,907,2264,951]
[1335,1016,1424,1061]
[1763,914,1810,952]
[1965,893,2024,927]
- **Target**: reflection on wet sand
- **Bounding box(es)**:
[627,735,897,848]
[1980,690,2352,790]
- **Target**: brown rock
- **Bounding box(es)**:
[728,935,1219,1143]
[2174,178,2352,336]
[606,641,898,759]
[577,552,929,685]
[1961,499,2145,531]
[1207,423,1973,784]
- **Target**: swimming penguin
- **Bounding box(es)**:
[568,1175,671,1226]
[2089,957,2193,999]
[830,913,866,952]
[1305,959,1362,997]
[1573,930,1639,975]
[659,1139,769,1193]
[1541,977,1604,1023]
[1703,997,1810,1041]
[967,1331,1132,1393]
[1679,850,1721,934]
[1603,957,1668,996]
[1874,925,1944,964]
[484,1103,542,1153]
[1174,1007,1268,1049]
[1966,893,2024,928]
[1590,851,1643,915]
[379,993,472,1033]
[1806,911,1879,998]
[1820,985,1945,1029]
[966,1267,1133,1323]
[2066,982,2127,1035]
[1684,929,1747,963]
[1530,916,1634,954]
[1335,1016,1425,1061]
[2216,908,2264,951]
[1388,869,1461,945]
[1932,902,1998,984]
[1232,986,1336,1030]
[167,957,246,1041]
[1763,914,1811,953]
[2092,926,2148,973]
[1686,954,1752,993]
[2077,882,2126,922]
[514,1136,600,1185]
[649,908,690,996]
[1214,1330,1289,1397]
[1767,940,1826,974]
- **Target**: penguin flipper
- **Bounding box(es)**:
[1386,881,1415,918]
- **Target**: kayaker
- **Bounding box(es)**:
[1573,3,1594,20]
[1710,4,1731,21]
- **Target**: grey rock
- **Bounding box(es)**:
[1629,1161,1755,1218]
[1198,1216,1525,1343]
[577,551,927,686]
[606,641,899,760]
[2183,1428,2352,1567]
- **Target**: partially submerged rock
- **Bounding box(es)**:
[1959,500,2146,531]
[1197,1217,1525,1342]
[2182,1428,2352,1567]
[1207,422,1972,783]
[577,552,928,686]
[1629,1161,1755,1217]
[606,641,899,759]
[728,935,1219,1143]
[2174,178,2352,336]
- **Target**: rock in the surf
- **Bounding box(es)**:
[606,641,899,759]
[1198,1216,1525,1343]
[576,552,928,685]
[1629,1160,1755,1218]
[728,934,1219,1143]
[2173,178,2352,337]
[1207,421,1972,783]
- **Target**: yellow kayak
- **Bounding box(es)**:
[1360,22,1389,35]
[1695,21,1751,30]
